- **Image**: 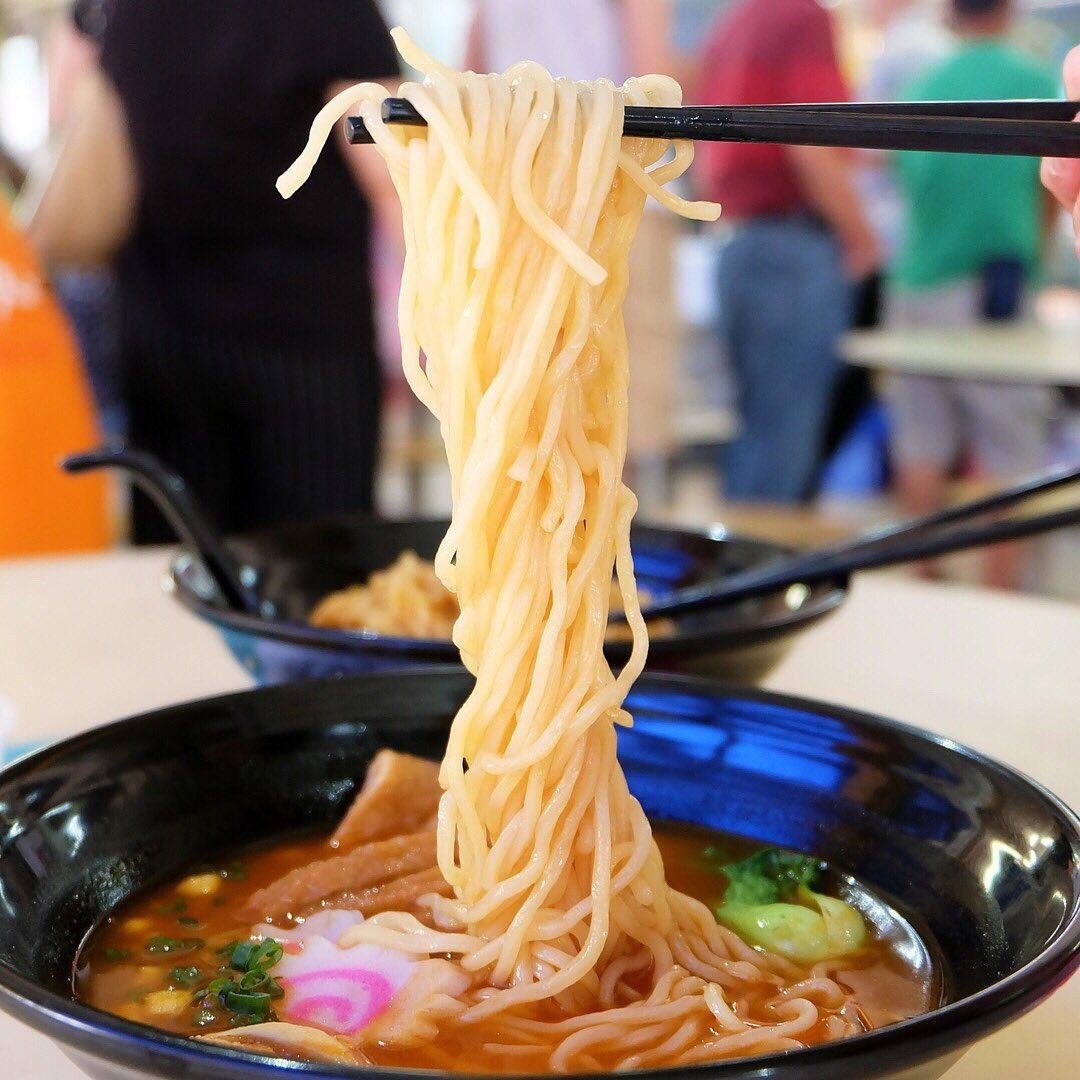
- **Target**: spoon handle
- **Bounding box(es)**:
[62,446,261,615]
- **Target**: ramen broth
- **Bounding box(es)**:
[76,824,937,1073]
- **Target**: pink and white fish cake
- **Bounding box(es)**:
[270,916,415,1036]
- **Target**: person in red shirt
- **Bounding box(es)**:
[696,0,879,502]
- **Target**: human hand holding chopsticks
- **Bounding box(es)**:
[1042,45,1080,254]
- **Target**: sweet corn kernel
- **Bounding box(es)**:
[143,989,191,1017]
[177,872,221,897]
[119,917,153,935]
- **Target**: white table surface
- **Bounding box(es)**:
[0,549,1077,1079]
[842,321,1080,385]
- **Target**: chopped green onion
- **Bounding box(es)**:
[104,948,131,962]
[177,916,201,927]
[222,988,273,1019]
[157,899,188,915]
[145,935,203,955]
[227,937,282,974]
[224,861,248,882]
[206,976,232,996]
[188,963,285,1024]
[238,969,269,992]
[211,896,228,908]
[250,939,283,970]
[228,940,259,971]
[169,965,203,987]
[145,936,183,954]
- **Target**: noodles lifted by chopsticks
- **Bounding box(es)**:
[279,30,865,1071]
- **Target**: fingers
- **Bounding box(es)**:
[1041,45,1080,249]
[1064,43,1080,97]
[1041,153,1080,209]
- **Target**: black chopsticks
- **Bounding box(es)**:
[347,98,1080,157]
[618,464,1080,621]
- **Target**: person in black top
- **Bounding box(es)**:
[91,0,400,541]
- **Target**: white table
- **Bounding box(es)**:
[842,321,1080,385]
[0,549,1077,1079]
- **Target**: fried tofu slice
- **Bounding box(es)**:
[332,750,442,850]
[242,829,436,922]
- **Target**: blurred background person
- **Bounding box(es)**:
[38,0,123,440]
[696,0,881,505]
[812,0,952,497]
[26,0,401,544]
[466,0,688,510]
[2,0,1078,597]
[886,0,1058,586]
[0,197,108,556]
[856,0,950,287]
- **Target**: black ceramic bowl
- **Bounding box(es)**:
[0,671,1076,1080]
[170,516,848,685]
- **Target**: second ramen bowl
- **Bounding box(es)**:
[0,670,1076,1079]
[169,515,848,685]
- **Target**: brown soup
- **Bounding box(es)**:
[76,824,938,1073]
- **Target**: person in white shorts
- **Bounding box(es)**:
[886,283,1051,485]
[887,0,1057,587]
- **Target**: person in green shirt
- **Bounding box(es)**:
[893,14,1056,287]
[885,0,1058,587]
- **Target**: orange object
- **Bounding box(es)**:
[0,204,109,555]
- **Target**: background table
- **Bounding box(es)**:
[0,549,1077,1079]
[842,320,1080,385]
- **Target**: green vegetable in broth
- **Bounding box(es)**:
[806,888,868,957]
[714,847,823,905]
[717,900,830,960]
[711,847,868,963]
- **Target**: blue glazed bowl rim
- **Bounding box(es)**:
[167,517,850,658]
[0,670,1076,1079]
